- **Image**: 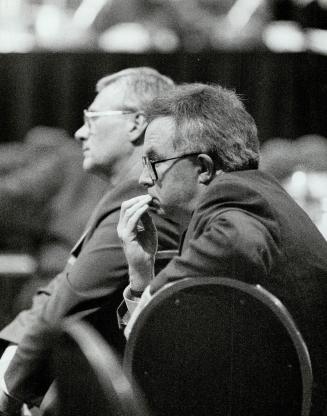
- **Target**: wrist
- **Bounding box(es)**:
[128,263,154,293]
[130,288,144,297]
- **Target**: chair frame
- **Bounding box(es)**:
[58,319,150,416]
[124,277,313,416]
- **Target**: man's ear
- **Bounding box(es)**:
[127,112,148,143]
[197,154,217,184]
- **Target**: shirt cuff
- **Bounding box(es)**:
[116,286,143,329]
[123,286,142,316]
[0,345,23,415]
[0,345,17,395]
[124,286,153,339]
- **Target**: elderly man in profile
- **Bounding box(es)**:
[0,67,179,414]
[118,83,327,416]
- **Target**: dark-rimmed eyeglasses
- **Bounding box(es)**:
[142,152,200,182]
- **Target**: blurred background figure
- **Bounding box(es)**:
[260,134,327,239]
[0,126,107,323]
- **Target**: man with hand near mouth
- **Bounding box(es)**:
[118,82,327,415]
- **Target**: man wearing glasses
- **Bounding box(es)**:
[118,83,327,415]
[0,67,179,414]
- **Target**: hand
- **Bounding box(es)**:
[117,195,158,291]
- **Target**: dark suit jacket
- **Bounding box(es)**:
[151,170,327,413]
[1,179,179,403]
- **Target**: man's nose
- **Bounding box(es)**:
[139,167,154,188]
[74,124,88,142]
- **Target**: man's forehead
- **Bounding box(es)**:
[90,83,126,111]
[144,116,175,156]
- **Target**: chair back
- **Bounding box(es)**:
[50,319,150,416]
[124,277,312,416]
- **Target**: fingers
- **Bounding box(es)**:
[120,195,152,225]
[120,195,152,213]
[118,195,152,240]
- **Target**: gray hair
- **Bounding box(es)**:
[144,83,259,172]
[96,67,174,112]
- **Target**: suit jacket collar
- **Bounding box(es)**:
[84,179,145,243]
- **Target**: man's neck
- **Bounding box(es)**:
[171,204,196,231]
[106,149,143,188]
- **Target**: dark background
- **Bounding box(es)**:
[1,51,326,144]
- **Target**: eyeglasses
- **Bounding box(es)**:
[142,152,200,182]
[83,109,135,128]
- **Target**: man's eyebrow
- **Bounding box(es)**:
[146,150,161,160]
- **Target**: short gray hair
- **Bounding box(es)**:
[145,83,259,172]
[96,67,174,112]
